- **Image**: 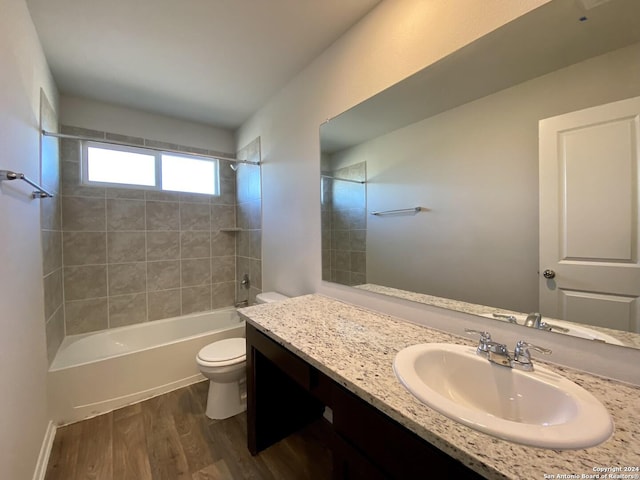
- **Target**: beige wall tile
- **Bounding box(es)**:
[108,262,147,295]
[43,269,63,320]
[107,232,146,263]
[211,256,235,283]
[46,307,65,365]
[351,252,366,274]
[250,259,262,290]
[64,265,107,301]
[180,203,210,231]
[41,195,62,231]
[109,293,147,328]
[182,285,211,314]
[210,231,235,256]
[147,260,180,291]
[146,231,180,261]
[146,201,179,231]
[42,230,62,276]
[106,188,146,200]
[145,191,180,202]
[236,231,250,257]
[211,205,235,230]
[181,231,210,259]
[63,231,106,266]
[181,259,211,287]
[250,231,262,260]
[62,196,106,231]
[107,199,145,231]
[148,289,181,321]
[65,298,108,335]
[60,138,80,163]
[61,160,106,197]
[212,282,235,309]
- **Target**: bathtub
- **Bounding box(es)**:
[48,307,244,425]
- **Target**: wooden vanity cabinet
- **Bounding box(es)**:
[246,324,483,479]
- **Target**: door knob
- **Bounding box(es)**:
[542,269,556,279]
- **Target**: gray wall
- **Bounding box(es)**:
[329,42,640,314]
[0,0,58,478]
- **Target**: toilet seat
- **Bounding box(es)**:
[197,338,246,367]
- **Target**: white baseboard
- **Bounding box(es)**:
[32,420,56,480]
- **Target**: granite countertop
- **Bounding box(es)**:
[239,294,640,480]
[355,284,640,349]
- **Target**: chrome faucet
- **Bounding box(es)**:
[524,312,570,333]
[465,329,551,371]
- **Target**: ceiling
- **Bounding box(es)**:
[26,0,382,129]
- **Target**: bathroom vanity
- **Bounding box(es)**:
[240,295,640,479]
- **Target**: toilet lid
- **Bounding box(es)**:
[198,338,245,363]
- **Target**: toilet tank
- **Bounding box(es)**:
[255,291,289,304]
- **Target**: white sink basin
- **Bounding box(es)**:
[393,343,613,449]
[482,313,625,346]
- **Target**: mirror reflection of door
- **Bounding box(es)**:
[539,96,640,333]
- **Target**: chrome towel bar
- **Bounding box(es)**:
[0,170,54,199]
[370,206,423,216]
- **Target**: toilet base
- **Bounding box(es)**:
[205,379,246,420]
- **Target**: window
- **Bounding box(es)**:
[82,141,219,195]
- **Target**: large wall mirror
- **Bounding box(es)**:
[320,0,640,349]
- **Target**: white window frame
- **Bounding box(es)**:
[81,141,220,195]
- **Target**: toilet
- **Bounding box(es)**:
[196,291,289,419]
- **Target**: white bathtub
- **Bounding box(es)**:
[48,307,244,425]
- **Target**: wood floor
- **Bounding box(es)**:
[45,381,332,480]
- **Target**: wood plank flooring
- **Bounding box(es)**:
[45,381,332,480]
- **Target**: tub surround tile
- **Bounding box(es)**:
[181,231,211,259]
[42,230,63,276]
[180,203,210,231]
[240,295,640,480]
[107,232,146,263]
[107,199,146,231]
[181,259,211,287]
[148,289,181,320]
[211,256,235,283]
[146,201,179,231]
[41,195,62,231]
[210,231,235,257]
[43,269,63,320]
[65,298,108,335]
[250,259,262,290]
[105,132,145,145]
[147,260,180,291]
[62,196,106,231]
[64,265,108,301]
[56,126,261,327]
[182,285,211,314]
[63,231,107,266]
[146,231,180,261]
[46,306,65,366]
[108,263,147,296]
[109,293,147,328]
[211,282,235,309]
[210,205,235,231]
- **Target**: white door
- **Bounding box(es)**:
[539,96,640,333]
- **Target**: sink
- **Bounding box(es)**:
[482,313,625,346]
[393,343,613,449]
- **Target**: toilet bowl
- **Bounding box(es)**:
[196,291,289,419]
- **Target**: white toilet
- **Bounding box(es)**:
[196,291,289,419]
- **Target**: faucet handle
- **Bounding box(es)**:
[514,339,551,361]
[524,312,543,328]
[465,329,492,354]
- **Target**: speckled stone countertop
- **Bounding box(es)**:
[355,284,640,349]
[239,294,640,480]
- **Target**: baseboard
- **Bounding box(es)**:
[32,420,56,480]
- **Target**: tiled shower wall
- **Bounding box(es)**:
[59,125,243,335]
[323,162,367,286]
[40,91,64,365]
[235,138,262,305]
